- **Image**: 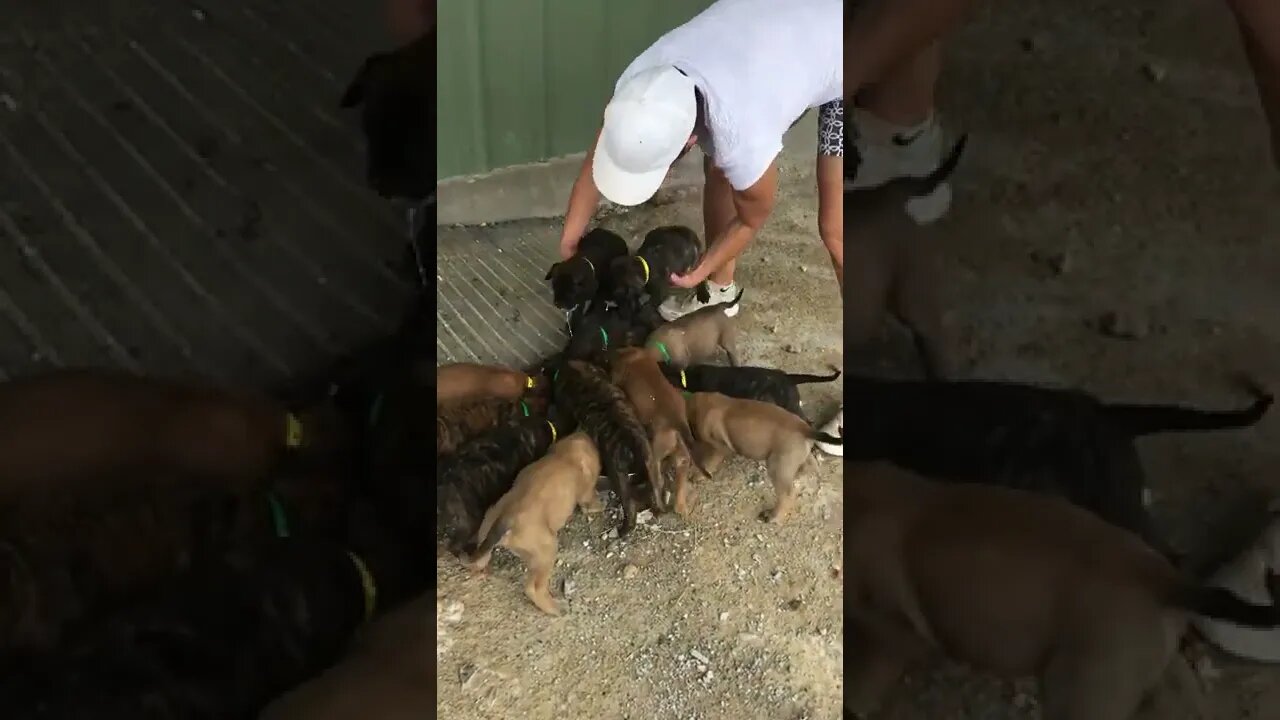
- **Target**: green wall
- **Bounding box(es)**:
[437,0,713,180]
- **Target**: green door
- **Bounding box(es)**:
[437,0,714,180]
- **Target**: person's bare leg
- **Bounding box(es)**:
[703,156,738,286]
[1225,0,1280,169]
[845,0,978,98]
[857,42,943,127]
[817,154,843,292]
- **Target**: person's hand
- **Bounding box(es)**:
[559,234,580,260]
[670,265,710,289]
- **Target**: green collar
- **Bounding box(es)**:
[268,493,290,538]
[650,341,670,362]
[519,400,530,417]
[599,326,609,350]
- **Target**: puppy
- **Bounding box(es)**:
[661,363,841,417]
[610,225,709,313]
[546,227,630,324]
[436,362,535,406]
[259,596,436,720]
[684,392,842,523]
[0,535,405,720]
[564,303,658,364]
[842,373,1273,555]
[551,360,658,535]
[436,396,531,456]
[0,368,338,508]
[1193,500,1280,662]
[466,432,602,615]
[645,288,744,367]
[340,29,434,199]
[437,409,569,555]
[843,461,1280,720]
[609,347,708,514]
[844,135,968,380]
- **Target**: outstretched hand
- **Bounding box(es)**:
[670,266,710,289]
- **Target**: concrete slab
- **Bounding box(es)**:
[0,0,415,387]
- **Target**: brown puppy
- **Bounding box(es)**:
[436,396,530,456]
[466,432,602,615]
[645,289,744,368]
[844,461,1280,720]
[609,347,705,514]
[684,392,842,523]
[260,595,435,720]
[0,368,333,507]
[436,362,534,406]
[844,135,967,380]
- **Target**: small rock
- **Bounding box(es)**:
[458,662,479,689]
[770,570,783,582]
[607,528,619,539]
[562,577,577,597]
[1141,61,1167,83]
[623,563,639,580]
[438,599,464,624]
[690,649,711,665]
[1096,309,1150,340]
[719,611,730,622]
[782,343,799,354]
[636,509,654,525]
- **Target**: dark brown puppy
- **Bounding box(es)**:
[546,227,630,323]
[844,461,1280,720]
[645,288,744,368]
[551,360,658,535]
[437,410,568,556]
[661,363,841,418]
[0,369,336,508]
[259,596,436,720]
[436,362,535,406]
[844,135,968,380]
[564,303,659,363]
[684,392,842,522]
[609,347,707,514]
[610,225,710,314]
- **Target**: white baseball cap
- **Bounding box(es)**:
[593,65,697,207]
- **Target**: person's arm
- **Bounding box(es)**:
[845,0,977,99]
[559,130,605,259]
[671,162,779,287]
[1225,0,1280,169]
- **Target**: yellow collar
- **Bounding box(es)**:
[547,420,558,443]
[347,551,377,623]
[284,413,304,449]
[525,375,536,389]
[679,369,687,388]
[636,256,650,284]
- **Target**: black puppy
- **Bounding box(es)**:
[610,225,710,314]
[340,30,434,200]
[546,228,630,325]
[0,532,412,720]
[660,364,842,417]
[564,303,660,364]
[842,374,1274,555]
[551,360,658,535]
[437,407,574,556]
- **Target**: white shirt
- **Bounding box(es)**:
[616,0,842,191]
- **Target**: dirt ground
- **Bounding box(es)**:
[436,1,1280,718]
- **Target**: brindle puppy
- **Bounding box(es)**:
[660,364,842,418]
[0,532,412,720]
[437,407,574,556]
[609,225,710,315]
[436,397,532,457]
[551,360,659,535]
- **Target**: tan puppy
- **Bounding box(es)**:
[260,596,435,720]
[645,289,743,368]
[436,362,534,406]
[844,461,1280,720]
[684,392,842,523]
[466,432,602,615]
[608,347,706,514]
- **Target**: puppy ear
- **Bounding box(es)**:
[340,53,388,109]
[544,262,558,281]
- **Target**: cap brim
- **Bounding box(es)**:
[592,142,668,207]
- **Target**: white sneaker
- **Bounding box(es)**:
[814,406,843,457]
[658,281,741,322]
[849,110,951,224]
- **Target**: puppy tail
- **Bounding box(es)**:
[469,518,511,563]
[1173,571,1280,629]
[787,366,843,385]
[1104,386,1273,438]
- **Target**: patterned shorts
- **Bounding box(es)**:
[818,99,843,157]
